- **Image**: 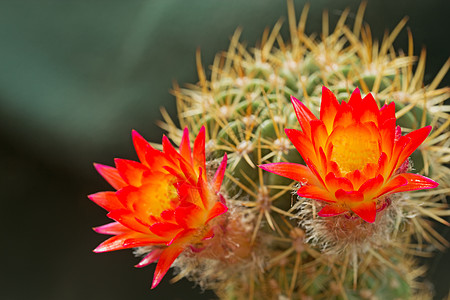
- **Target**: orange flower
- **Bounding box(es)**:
[259,87,438,223]
[89,127,228,288]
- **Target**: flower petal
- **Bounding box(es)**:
[175,203,204,228]
[325,172,353,193]
[310,120,328,154]
[379,118,396,157]
[379,102,396,122]
[93,232,143,253]
[212,153,227,193]
[297,185,335,203]
[335,189,364,204]
[94,163,127,190]
[144,146,172,171]
[351,201,377,223]
[259,162,315,183]
[115,158,148,187]
[107,209,151,233]
[193,126,206,178]
[320,86,340,134]
[89,191,123,212]
[285,128,316,162]
[122,236,167,248]
[149,222,183,238]
[135,248,164,268]
[290,95,317,136]
[333,101,355,129]
[179,127,193,164]
[395,126,432,172]
[385,173,438,194]
[152,246,185,289]
[162,135,183,165]
[205,201,228,224]
[132,130,151,165]
[318,204,348,217]
[355,93,379,125]
[195,168,210,209]
[358,174,384,200]
[93,222,130,235]
[344,169,366,190]
[347,87,362,107]
[376,175,408,198]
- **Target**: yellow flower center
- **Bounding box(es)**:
[135,172,179,218]
[328,124,380,174]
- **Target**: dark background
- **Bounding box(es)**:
[0,1,448,299]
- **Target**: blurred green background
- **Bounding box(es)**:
[1,0,448,299]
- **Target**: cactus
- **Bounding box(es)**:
[156,1,450,299]
[91,1,449,299]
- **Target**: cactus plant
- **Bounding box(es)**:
[92,1,449,299]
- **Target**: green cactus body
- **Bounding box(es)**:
[160,1,450,299]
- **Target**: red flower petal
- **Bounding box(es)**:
[290,95,317,136]
[94,163,127,190]
[193,126,206,177]
[355,93,379,125]
[149,222,183,238]
[135,248,163,268]
[388,136,410,177]
[285,128,316,162]
[205,201,228,224]
[162,135,183,165]
[160,209,176,222]
[144,146,172,171]
[377,152,389,178]
[202,228,215,240]
[132,130,151,166]
[122,236,167,248]
[324,172,353,193]
[195,168,210,209]
[347,87,362,107]
[152,246,185,289]
[318,204,348,217]
[93,232,143,253]
[166,228,196,246]
[175,203,204,228]
[379,118,396,157]
[335,189,364,203]
[320,86,340,133]
[394,126,432,172]
[344,169,366,190]
[179,127,193,165]
[115,185,139,209]
[327,160,342,178]
[358,174,384,199]
[88,191,123,212]
[310,120,328,154]
[115,158,148,187]
[361,162,381,179]
[212,153,227,193]
[177,157,198,186]
[351,201,377,223]
[376,175,408,198]
[107,209,151,234]
[333,101,355,129]
[385,173,438,194]
[305,158,326,187]
[297,185,335,203]
[259,162,316,183]
[93,222,130,235]
[379,102,396,123]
